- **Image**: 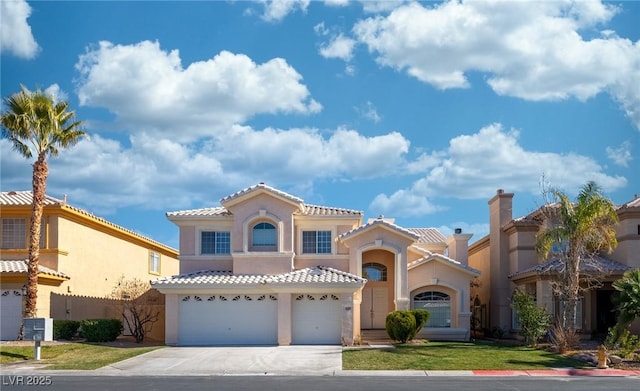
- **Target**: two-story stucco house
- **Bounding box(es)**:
[0,191,179,341]
[152,183,479,346]
[468,189,640,338]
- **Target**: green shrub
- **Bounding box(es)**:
[386,310,416,343]
[409,309,430,340]
[511,289,550,347]
[605,327,640,359]
[80,319,122,342]
[53,320,80,340]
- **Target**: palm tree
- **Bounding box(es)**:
[1,85,86,318]
[612,269,640,329]
[535,181,618,331]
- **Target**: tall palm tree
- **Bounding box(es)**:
[535,181,618,331]
[1,85,86,318]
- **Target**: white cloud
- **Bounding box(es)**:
[353,0,640,130]
[319,34,357,61]
[370,189,443,218]
[75,41,321,141]
[371,123,628,217]
[606,141,633,167]
[355,101,381,123]
[43,84,68,103]
[1,124,410,212]
[0,0,39,59]
[360,0,408,14]
[325,0,349,7]
[260,0,310,22]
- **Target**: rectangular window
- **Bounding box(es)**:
[302,230,331,254]
[149,251,160,274]
[201,231,230,254]
[552,297,583,330]
[1,218,26,249]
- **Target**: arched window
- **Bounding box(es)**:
[362,262,387,281]
[412,291,451,328]
[251,222,276,250]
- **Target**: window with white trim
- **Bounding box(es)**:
[201,231,231,254]
[251,222,276,251]
[1,218,26,249]
[412,291,451,328]
[149,251,160,274]
[302,230,331,254]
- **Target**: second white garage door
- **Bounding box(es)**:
[292,294,342,345]
[178,294,278,346]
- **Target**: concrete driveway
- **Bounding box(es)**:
[95,346,342,376]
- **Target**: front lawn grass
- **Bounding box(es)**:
[0,343,162,370]
[343,340,587,370]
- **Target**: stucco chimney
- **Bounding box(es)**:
[488,188,514,331]
[446,229,473,266]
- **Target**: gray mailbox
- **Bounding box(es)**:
[23,318,53,341]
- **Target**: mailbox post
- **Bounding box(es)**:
[23,318,53,361]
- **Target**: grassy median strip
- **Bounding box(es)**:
[343,341,586,370]
[0,343,162,370]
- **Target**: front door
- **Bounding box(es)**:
[361,287,388,329]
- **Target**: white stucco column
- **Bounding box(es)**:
[277,293,292,345]
[165,294,179,346]
[395,250,410,310]
[341,293,355,345]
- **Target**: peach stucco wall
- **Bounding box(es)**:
[55,216,179,298]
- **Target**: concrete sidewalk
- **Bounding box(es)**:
[1,345,639,377]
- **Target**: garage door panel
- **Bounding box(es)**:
[179,294,277,346]
[292,294,342,345]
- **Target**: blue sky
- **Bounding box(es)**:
[1,0,639,249]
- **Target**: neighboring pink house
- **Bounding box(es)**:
[468,190,639,338]
[152,183,479,345]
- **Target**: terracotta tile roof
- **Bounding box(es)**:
[0,191,63,206]
[166,207,231,218]
[0,260,70,280]
[509,256,632,279]
[1,191,177,254]
[151,265,365,288]
[303,204,363,217]
[220,182,303,205]
[618,196,640,209]
[408,253,481,275]
[339,218,420,241]
[406,228,446,244]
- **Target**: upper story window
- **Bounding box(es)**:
[412,291,451,328]
[252,222,276,249]
[149,251,160,274]
[302,230,331,254]
[1,218,26,249]
[201,231,231,255]
[362,262,387,281]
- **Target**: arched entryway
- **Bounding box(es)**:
[360,249,395,329]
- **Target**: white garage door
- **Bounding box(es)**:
[292,294,342,345]
[178,294,277,345]
[1,289,23,341]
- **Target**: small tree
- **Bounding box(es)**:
[110,276,161,343]
[535,181,618,333]
[385,310,416,343]
[511,289,550,347]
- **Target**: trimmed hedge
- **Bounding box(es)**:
[409,309,431,340]
[53,320,80,340]
[80,319,123,342]
[385,310,416,343]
